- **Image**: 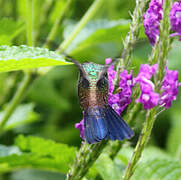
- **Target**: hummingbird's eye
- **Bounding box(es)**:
[105,72,108,79]
[79,76,89,88]
[96,77,108,89]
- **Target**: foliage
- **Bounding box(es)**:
[0,0,180,180]
[0,45,71,72]
[0,135,76,173]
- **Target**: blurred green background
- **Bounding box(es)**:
[0,0,181,179]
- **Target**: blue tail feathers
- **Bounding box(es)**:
[84,105,134,144]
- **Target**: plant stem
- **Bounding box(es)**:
[122,108,156,180]
[66,140,108,180]
[0,0,36,131]
[26,0,35,46]
[156,0,172,88]
[56,0,104,54]
[108,140,124,160]
[122,0,172,179]
[113,0,149,92]
[0,73,33,130]
[43,0,74,48]
[35,0,54,42]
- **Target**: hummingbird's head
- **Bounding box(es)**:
[66,56,115,108]
[81,62,108,90]
[66,56,116,90]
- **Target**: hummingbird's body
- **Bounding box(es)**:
[78,63,108,109]
[76,62,134,144]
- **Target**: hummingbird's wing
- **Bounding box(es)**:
[84,106,108,144]
[84,105,134,144]
[105,105,134,140]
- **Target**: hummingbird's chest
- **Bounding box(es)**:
[78,86,108,109]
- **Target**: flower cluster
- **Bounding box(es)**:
[144,0,181,45]
[170,1,181,40]
[160,67,181,109]
[143,0,163,45]
[134,64,180,110]
[106,58,133,115]
[134,64,160,109]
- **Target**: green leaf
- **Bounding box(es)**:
[94,153,122,180]
[0,135,76,173]
[132,158,181,180]
[64,19,130,62]
[0,18,25,45]
[115,146,181,180]
[0,45,72,73]
[0,103,39,131]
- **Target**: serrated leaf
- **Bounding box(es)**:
[0,45,72,72]
[0,103,39,130]
[0,18,25,45]
[0,135,76,173]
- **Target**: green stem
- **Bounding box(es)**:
[0,0,36,132]
[56,0,104,54]
[114,0,149,92]
[35,0,54,42]
[26,0,35,46]
[66,140,108,180]
[108,141,124,160]
[0,73,33,131]
[156,0,172,88]
[43,0,74,48]
[122,108,156,180]
[122,0,172,179]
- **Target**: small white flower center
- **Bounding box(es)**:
[112,103,119,111]
[176,11,181,18]
[161,94,168,100]
[127,80,132,86]
[142,94,150,101]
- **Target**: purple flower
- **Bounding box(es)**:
[170,1,181,40]
[143,0,163,45]
[136,91,160,109]
[160,67,181,109]
[106,58,133,115]
[75,119,85,139]
[134,64,160,109]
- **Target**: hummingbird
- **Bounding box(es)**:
[68,57,134,144]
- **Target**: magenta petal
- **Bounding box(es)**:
[75,119,85,139]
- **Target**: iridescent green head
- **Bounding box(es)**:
[79,62,108,89]
[67,56,110,92]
